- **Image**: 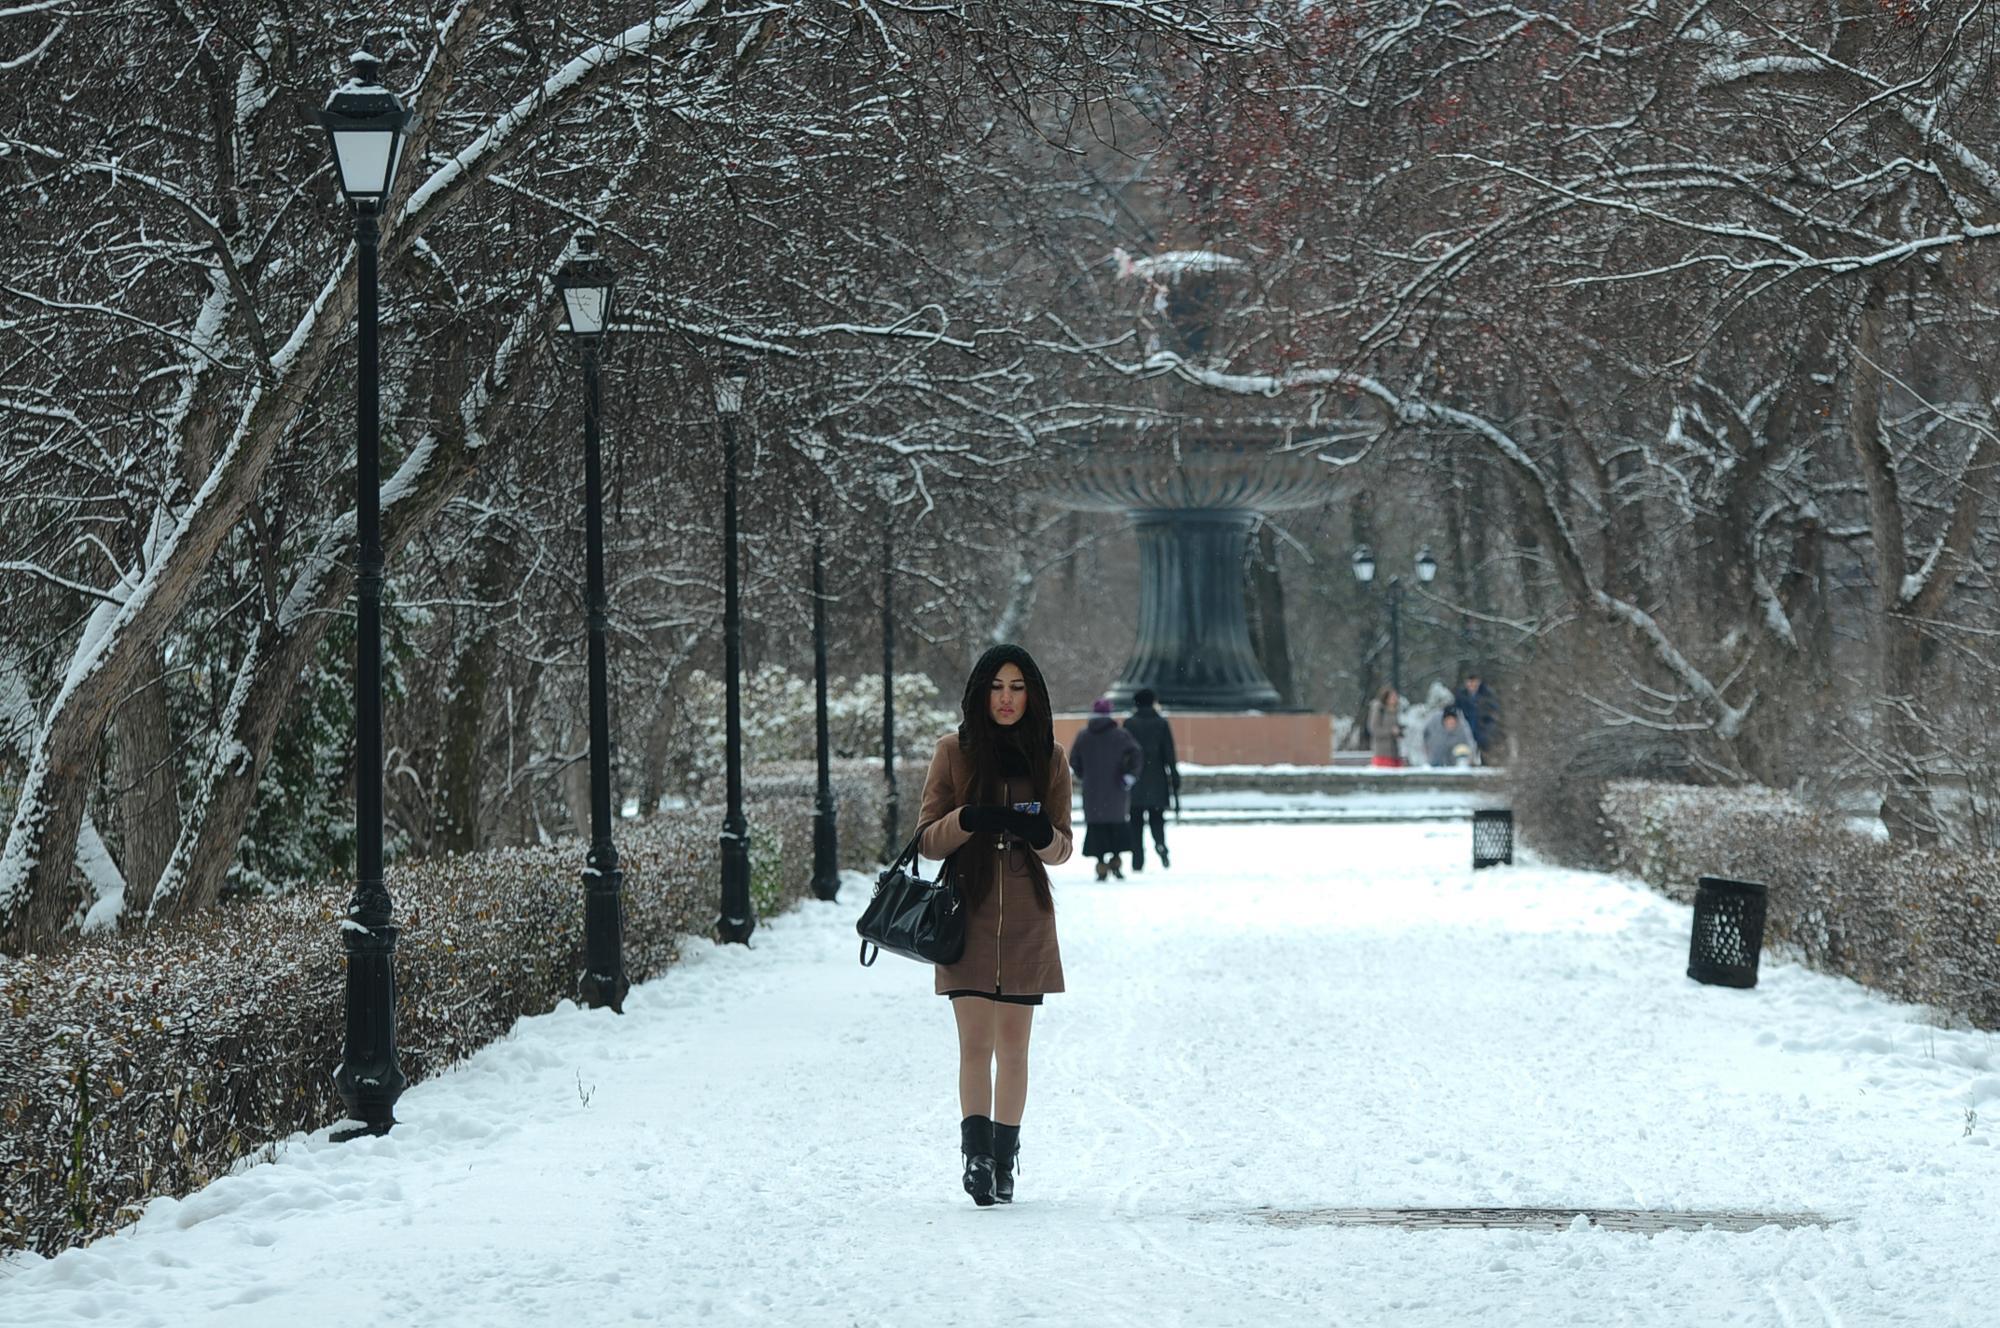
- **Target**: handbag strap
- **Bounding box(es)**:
[885,816,944,874]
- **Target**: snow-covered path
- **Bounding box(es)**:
[6,823,1999,1327]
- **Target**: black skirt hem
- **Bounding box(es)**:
[942,989,1045,1006]
[1081,822,1132,858]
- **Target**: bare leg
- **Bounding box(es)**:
[952,996,996,1118]
[992,1003,1035,1125]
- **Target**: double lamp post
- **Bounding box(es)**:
[1351,543,1437,698]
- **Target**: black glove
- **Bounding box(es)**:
[959,805,1054,850]
[958,805,1010,834]
[1001,808,1055,850]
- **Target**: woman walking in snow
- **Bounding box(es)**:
[1070,696,1143,878]
[917,643,1074,1207]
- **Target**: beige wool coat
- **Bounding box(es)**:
[917,733,1075,996]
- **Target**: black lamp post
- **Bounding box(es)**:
[880,525,899,862]
[1352,544,1438,697]
[320,51,412,1136]
[808,496,840,901]
[714,372,756,944]
[555,233,630,1012]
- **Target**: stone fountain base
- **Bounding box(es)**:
[1053,710,1336,766]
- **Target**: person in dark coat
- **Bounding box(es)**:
[1069,697,1143,880]
[1456,673,1502,764]
[1122,688,1179,871]
[917,643,1073,1207]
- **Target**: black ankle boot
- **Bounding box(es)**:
[960,1115,996,1206]
[991,1122,1020,1204]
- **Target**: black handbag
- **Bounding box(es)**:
[857,822,967,967]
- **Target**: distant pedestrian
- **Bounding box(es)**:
[1368,686,1405,768]
[1456,673,1502,764]
[1070,697,1143,879]
[1123,688,1180,871]
[917,643,1073,1207]
[1423,706,1476,767]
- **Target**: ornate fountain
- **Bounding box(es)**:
[1051,438,1332,711]
[1036,248,1342,710]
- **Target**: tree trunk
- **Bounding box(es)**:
[434,532,512,855]
[151,389,497,918]
[1442,452,1476,677]
[112,647,180,918]
[1842,279,1939,846]
[560,736,592,840]
[639,697,674,821]
[988,531,1039,647]
[152,619,289,920]
[1876,624,1940,845]
[496,663,547,847]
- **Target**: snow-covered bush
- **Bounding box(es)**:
[0,768,881,1258]
[740,760,881,916]
[665,668,955,795]
[1602,781,2000,1029]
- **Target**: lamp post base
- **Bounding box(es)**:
[880,787,901,865]
[333,920,407,1138]
[578,969,631,1012]
[810,797,841,901]
[716,829,756,944]
[579,865,630,1012]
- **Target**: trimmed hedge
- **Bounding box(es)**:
[1602,781,2000,1029]
[0,766,883,1258]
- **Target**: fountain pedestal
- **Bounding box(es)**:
[1113,509,1275,709]
[1050,444,1330,713]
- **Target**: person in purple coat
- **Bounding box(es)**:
[1070,697,1144,879]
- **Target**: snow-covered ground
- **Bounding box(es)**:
[5,823,1998,1327]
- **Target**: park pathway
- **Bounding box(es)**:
[4,823,1998,1326]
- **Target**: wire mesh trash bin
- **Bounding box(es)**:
[1687,876,1767,988]
[1471,809,1514,869]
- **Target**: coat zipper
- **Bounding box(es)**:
[995,839,1004,993]
[995,777,1007,993]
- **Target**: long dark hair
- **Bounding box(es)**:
[954,643,1055,911]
